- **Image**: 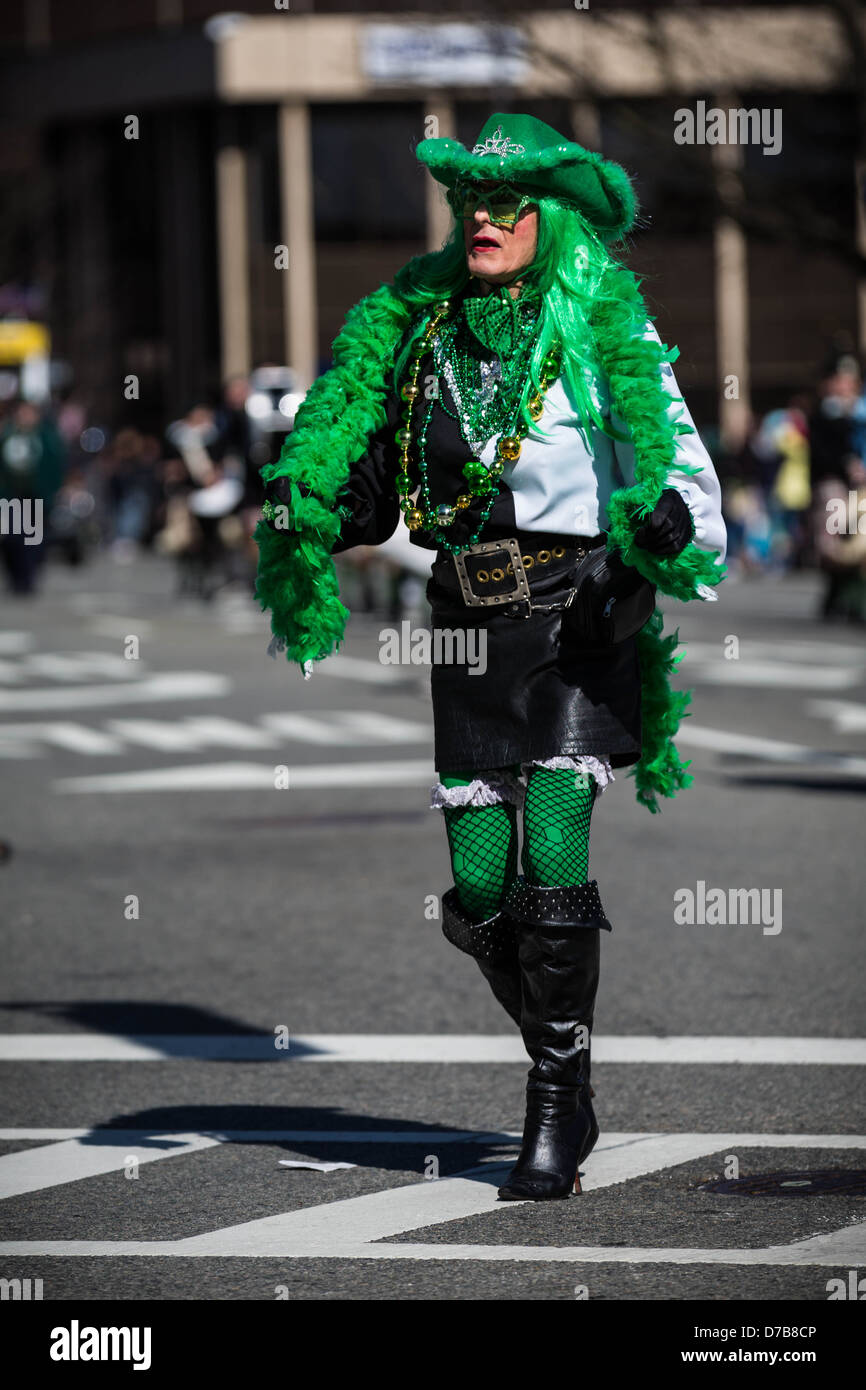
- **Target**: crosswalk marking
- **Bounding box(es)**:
[688,661,862,690]
[809,699,866,734]
[0,722,126,756]
[0,1134,863,1263]
[0,1128,519,1144]
[0,632,33,655]
[0,651,144,684]
[0,1034,862,1063]
[677,724,866,777]
[106,716,277,752]
[259,711,429,745]
[660,640,866,691]
[0,672,230,712]
[305,653,415,685]
[0,1130,517,1199]
[0,712,431,758]
[0,1132,222,1200]
[53,758,435,793]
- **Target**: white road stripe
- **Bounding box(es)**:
[0,1134,862,1262]
[0,1129,518,1144]
[0,722,126,756]
[0,632,33,655]
[687,660,862,690]
[105,716,277,752]
[338,1227,866,1265]
[677,724,866,777]
[0,1132,221,1199]
[0,673,230,712]
[307,654,408,685]
[674,639,865,666]
[47,734,866,789]
[0,1129,519,1198]
[0,1034,862,1064]
[259,711,429,745]
[808,699,866,734]
[53,759,434,794]
[13,652,144,683]
[0,713,431,759]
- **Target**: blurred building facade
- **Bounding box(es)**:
[0,1,862,445]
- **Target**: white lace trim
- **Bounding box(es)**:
[430,773,526,810]
[430,755,615,809]
[521,755,615,793]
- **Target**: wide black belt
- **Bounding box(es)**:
[431,534,605,619]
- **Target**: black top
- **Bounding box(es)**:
[331,332,550,555]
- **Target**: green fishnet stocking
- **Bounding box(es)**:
[521,766,596,886]
[440,774,519,921]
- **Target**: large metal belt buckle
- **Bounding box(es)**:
[451,538,531,607]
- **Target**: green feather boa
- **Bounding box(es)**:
[256,268,725,812]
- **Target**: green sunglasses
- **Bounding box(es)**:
[451,180,537,228]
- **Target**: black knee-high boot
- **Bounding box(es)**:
[440,887,522,1027]
[497,876,611,1201]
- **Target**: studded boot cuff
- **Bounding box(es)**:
[441,886,520,962]
[503,876,612,931]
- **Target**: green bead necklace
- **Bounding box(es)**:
[436,293,540,453]
[394,298,561,553]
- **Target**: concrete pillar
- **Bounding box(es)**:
[158,114,210,420]
[424,98,456,253]
[64,127,114,423]
[711,98,751,450]
[856,159,866,359]
[277,101,317,387]
[215,141,252,381]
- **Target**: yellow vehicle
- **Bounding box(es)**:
[0,321,51,402]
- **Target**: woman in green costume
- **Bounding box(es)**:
[258,114,726,1201]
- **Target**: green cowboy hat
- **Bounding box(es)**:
[416,111,637,245]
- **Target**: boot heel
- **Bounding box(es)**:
[573,1169,582,1194]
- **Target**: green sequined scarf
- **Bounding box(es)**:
[462,283,540,358]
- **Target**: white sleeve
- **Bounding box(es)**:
[611,320,728,566]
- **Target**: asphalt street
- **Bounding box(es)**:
[0,549,864,1302]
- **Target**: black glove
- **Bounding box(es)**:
[633,487,694,556]
[263,475,312,531]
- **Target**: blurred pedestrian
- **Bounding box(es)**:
[214,373,263,580]
[761,399,812,569]
[809,353,864,617]
[809,353,861,487]
[814,453,866,623]
[100,427,160,561]
[162,404,244,599]
[0,400,65,594]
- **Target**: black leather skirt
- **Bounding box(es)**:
[426,530,642,775]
